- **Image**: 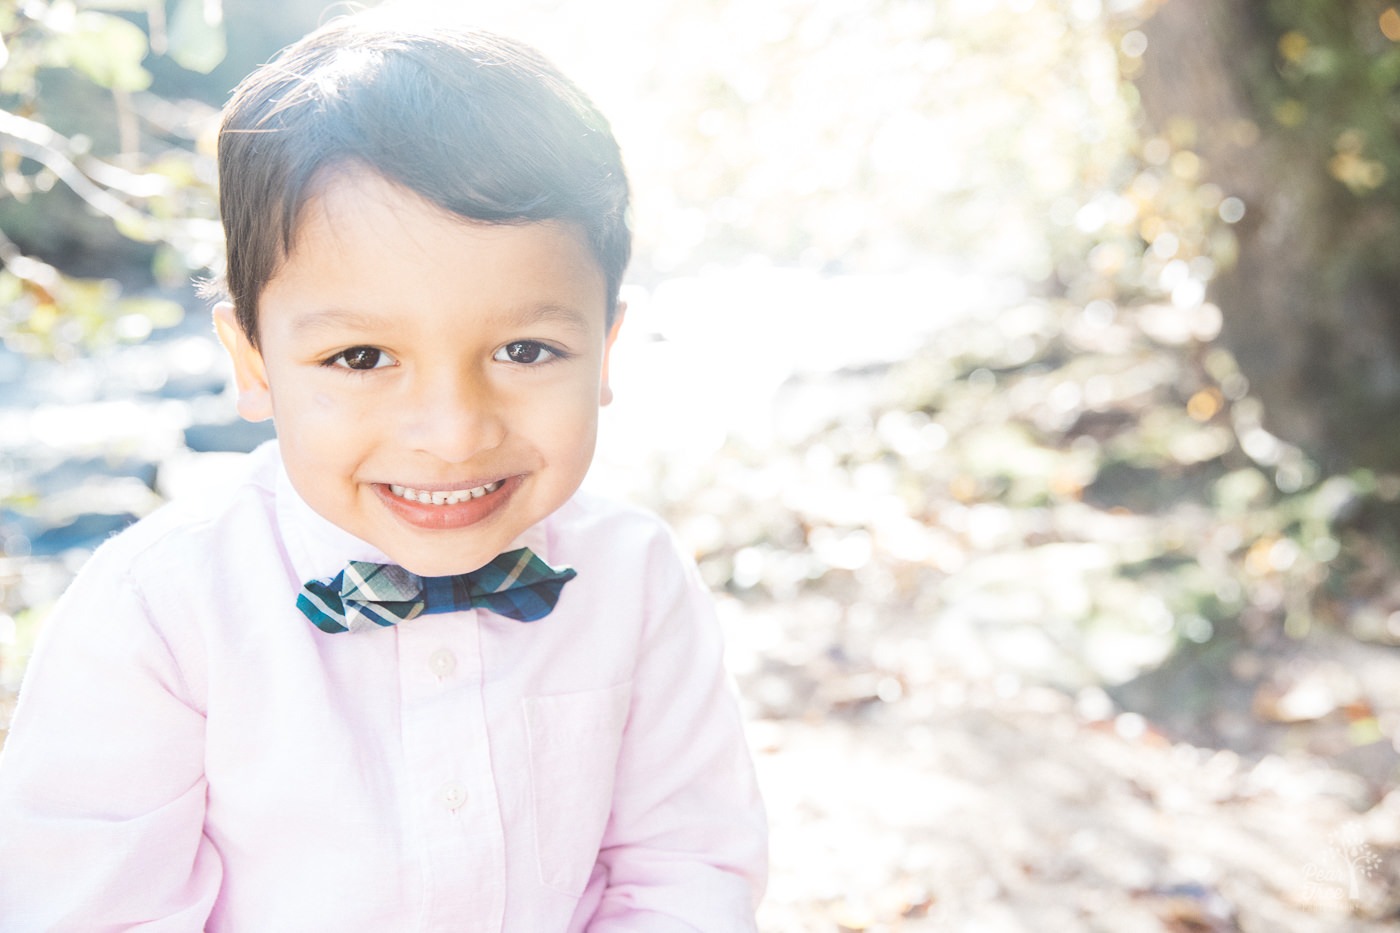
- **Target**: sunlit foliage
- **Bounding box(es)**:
[0,0,223,358]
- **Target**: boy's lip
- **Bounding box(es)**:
[371,474,521,531]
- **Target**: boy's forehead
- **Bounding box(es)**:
[263,167,612,328]
[290,166,599,269]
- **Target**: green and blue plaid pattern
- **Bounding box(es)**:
[297,547,576,633]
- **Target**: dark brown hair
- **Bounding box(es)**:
[215,13,631,345]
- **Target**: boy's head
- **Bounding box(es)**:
[212,13,631,577]
[216,12,631,346]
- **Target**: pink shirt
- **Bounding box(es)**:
[0,443,766,931]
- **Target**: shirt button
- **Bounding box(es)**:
[438,782,468,811]
[429,648,456,678]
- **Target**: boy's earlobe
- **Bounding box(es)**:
[212,302,274,422]
[599,301,626,407]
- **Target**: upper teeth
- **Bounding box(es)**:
[389,481,503,505]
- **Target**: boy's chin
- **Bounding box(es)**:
[372,524,539,579]
[379,540,515,579]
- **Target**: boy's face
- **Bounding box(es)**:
[215,167,622,577]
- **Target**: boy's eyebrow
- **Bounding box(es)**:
[292,308,390,334]
[502,302,595,335]
[290,303,597,335]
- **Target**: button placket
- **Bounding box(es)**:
[395,613,504,924]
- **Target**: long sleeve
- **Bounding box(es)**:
[581,537,767,932]
[0,543,221,931]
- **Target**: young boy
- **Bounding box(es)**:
[0,11,767,931]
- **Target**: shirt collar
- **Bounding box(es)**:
[271,444,555,584]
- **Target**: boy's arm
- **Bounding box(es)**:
[0,552,220,930]
[585,540,768,932]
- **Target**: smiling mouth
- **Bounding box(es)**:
[388,480,505,506]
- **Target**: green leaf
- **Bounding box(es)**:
[57,12,152,91]
[168,0,226,75]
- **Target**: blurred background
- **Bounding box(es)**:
[3,0,1400,928]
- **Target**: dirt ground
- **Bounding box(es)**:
[732,604,1400,931]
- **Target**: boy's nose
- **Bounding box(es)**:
[399,367,506,463]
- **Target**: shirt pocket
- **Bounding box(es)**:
[523,680,633,896]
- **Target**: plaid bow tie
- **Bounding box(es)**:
[296,547,576,634]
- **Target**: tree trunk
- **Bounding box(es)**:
[1136,0,1400,471]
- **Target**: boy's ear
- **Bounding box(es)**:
[599,301,625,407]
[213,302,274,422]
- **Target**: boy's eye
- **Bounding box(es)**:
[495,341,559,365]
[328,346,395,370]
